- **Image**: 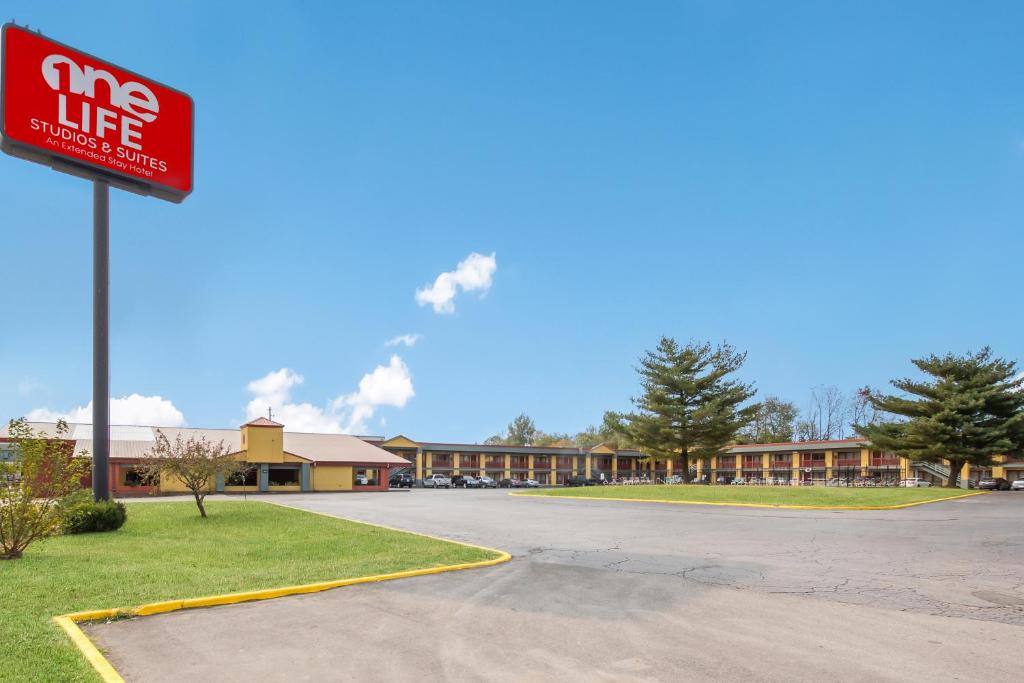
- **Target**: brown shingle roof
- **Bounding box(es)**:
[243,417,284,428]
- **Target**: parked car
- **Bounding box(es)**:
[422,473,452,489]
[521,479,541,488]
[899,478,932,488]
[497,478,521,488]
[977,477,1011,491]
[452,475,480,488]
[564,475,590,487]
[1010,479,1024,491]
[389,473,414,488]
[477,476,498,488]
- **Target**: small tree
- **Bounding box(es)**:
[484,413,539,446]
[738,396,798,443]
[619,337,758,482]
[139,430,243,517]
[856,348,1024,488]
[506,413,538,446]
[1,419,88,560]
[574,412,639,449]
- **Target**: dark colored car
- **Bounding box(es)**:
[977,477,1011,491]
[389,473,414,488]
[451,475,480,488]
[497,478,521,488]
[564,475,590,487]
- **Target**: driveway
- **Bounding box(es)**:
[87,491,1024,682]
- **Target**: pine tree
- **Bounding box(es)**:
[856,348,1024,488]
[621,337,758,482]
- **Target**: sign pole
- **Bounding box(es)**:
[92,179,110,501]
[3,24,194,499]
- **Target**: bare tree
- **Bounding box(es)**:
[796,385,848,440]
[139,431,243,518]
[848,386,883,434]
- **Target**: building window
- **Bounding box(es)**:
[354,468,379,486]
[268,467,300,486]
[121,466,153,487]
[226,467,258,486]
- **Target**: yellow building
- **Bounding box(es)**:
[379,436,651,486]
[379,436,1020,489]
[12,418,409,496]
[7,423,1019,493]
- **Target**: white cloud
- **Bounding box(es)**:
[246,368,304,410]
[385,333,422,348]
[27,394,186,427]
[245,357,415,434]
[415,252,497,314]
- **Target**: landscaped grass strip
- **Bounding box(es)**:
[2,500,507,682]
[512,484,986,509]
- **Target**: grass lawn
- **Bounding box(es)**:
[515,484,982,508]
[0,500,500,682]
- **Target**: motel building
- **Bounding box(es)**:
[2,423,1021,492]
[377,436,1023,488]
[0,418,409,495]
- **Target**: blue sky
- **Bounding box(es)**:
[3,1,1023,440]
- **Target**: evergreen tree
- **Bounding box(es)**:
[620,337,758,482]
[856,348,1024,488]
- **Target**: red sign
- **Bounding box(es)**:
[1,24,193,202]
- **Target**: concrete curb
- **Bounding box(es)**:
[53,501,511,683]
[509,489,988,510]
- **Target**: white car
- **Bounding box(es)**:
[899,478,932,488]
[1011,479,1024,491]
[422,473,451,489]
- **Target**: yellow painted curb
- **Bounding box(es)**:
[54,616,126,683]
[53,501,511,683]
[509,489,988,510]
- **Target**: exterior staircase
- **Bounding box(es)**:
[913,460,955,485]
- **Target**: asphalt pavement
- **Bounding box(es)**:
[86,489,1024,682]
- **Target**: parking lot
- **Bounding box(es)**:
[88,490,1024,682]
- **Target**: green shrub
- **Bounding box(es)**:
[62,500,128,534]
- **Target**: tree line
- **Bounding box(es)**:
[485,337,1024,487]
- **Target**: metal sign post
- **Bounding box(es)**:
[1,24,194,501]
[92,179,110,500]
